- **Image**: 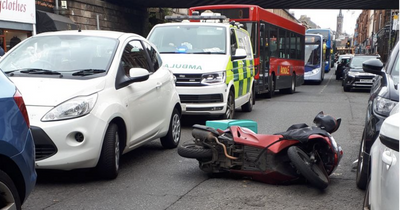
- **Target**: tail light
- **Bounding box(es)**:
[14,89,30,127]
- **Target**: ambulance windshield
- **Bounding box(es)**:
[148,25,227,54]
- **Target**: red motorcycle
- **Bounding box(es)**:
[178,111,343,190]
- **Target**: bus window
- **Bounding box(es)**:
[269,26,278,58]
[296,35,301,59]
[290,32,297,59]
[279,28,286,58]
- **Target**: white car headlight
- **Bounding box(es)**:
[201,72,226,84]
[42,94,98,121]
[373,96,398,117]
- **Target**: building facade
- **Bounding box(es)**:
[0,0,36,52]
[354,9,399,62]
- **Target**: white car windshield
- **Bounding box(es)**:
[148,25,226,54]
[0,35,118,74]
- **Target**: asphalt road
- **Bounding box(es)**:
[23,69,370,210]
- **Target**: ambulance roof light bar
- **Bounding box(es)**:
[165,15,228,23]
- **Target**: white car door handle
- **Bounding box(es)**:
[382,150,393,168]
[156,82,162,89]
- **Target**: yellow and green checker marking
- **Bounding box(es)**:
[226,59,254,98]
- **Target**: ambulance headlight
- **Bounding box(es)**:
[201,72,226,84]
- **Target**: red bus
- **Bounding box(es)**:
[189,5,305,98]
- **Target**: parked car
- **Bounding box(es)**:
[363,104,399,210]
[335,54,353,80]
[0,70,36,210]
[342,54,381,92]
[0,30,182,179]
[355,42,399,189]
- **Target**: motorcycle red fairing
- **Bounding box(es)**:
[226,126,300,184]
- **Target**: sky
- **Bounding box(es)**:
[289,9,363,35]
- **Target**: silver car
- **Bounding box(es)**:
[363,104,399,210]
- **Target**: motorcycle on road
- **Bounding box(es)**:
[178,112,343,190]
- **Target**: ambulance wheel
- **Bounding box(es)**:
[221,91,235,119]
[241,87,254,112]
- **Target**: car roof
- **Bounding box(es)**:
[354,54,379,57]
[34,30,144,40]
[339,54,354,57]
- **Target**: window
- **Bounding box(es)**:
[290,32,297,59]
[278,28,286,58]
[235,29,252,59]
[391,51,399,84]
[121,40,150,76]
[269,26,278,57]
[230,29,238,55]
[143,42,162,72]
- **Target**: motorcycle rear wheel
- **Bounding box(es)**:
[287,146,329,190]
[178,143,213,159]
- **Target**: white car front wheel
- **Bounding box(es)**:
[96,123,120,180]
[160,108,181,149]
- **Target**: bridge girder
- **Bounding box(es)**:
[107,0,398,10]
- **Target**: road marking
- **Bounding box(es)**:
[319,70,333,94]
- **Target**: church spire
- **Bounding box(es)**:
[338,9,343,18]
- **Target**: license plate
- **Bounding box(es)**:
[360,79,372,83]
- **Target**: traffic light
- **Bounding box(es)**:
[346,41,351,48]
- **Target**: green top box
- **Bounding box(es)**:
[206,119,258,133]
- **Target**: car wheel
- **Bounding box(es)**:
[363,181,371,209]
[160,108,181,149]
[97,123,120,180]
[241,86,254,112]
[343,84,351,92]
[221,91,235,119]
[266,77,275,98]
[356,136,369,190]
[0,170,21,210]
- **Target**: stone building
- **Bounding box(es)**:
[298,15,319,29]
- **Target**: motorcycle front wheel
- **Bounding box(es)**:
[178,143,213,159]
[287,146,329,190]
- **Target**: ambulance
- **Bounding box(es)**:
[147,12,255,119]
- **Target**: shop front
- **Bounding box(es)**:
[0,0,36,53]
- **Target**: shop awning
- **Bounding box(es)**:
[36,10,78,34]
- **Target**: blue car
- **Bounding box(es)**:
[0,70,36,210]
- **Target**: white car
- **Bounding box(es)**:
[0,30,182,179]
[363,104,399,210]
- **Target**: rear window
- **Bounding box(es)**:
[350,56,378,69]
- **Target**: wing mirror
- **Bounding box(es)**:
[232,48,247,60]
[128,68,150,82]
[363,59,384,75]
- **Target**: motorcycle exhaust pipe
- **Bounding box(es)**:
[192,124,219,141]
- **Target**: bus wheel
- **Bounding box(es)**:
[266,77,275,98]
[281,74,296,94]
